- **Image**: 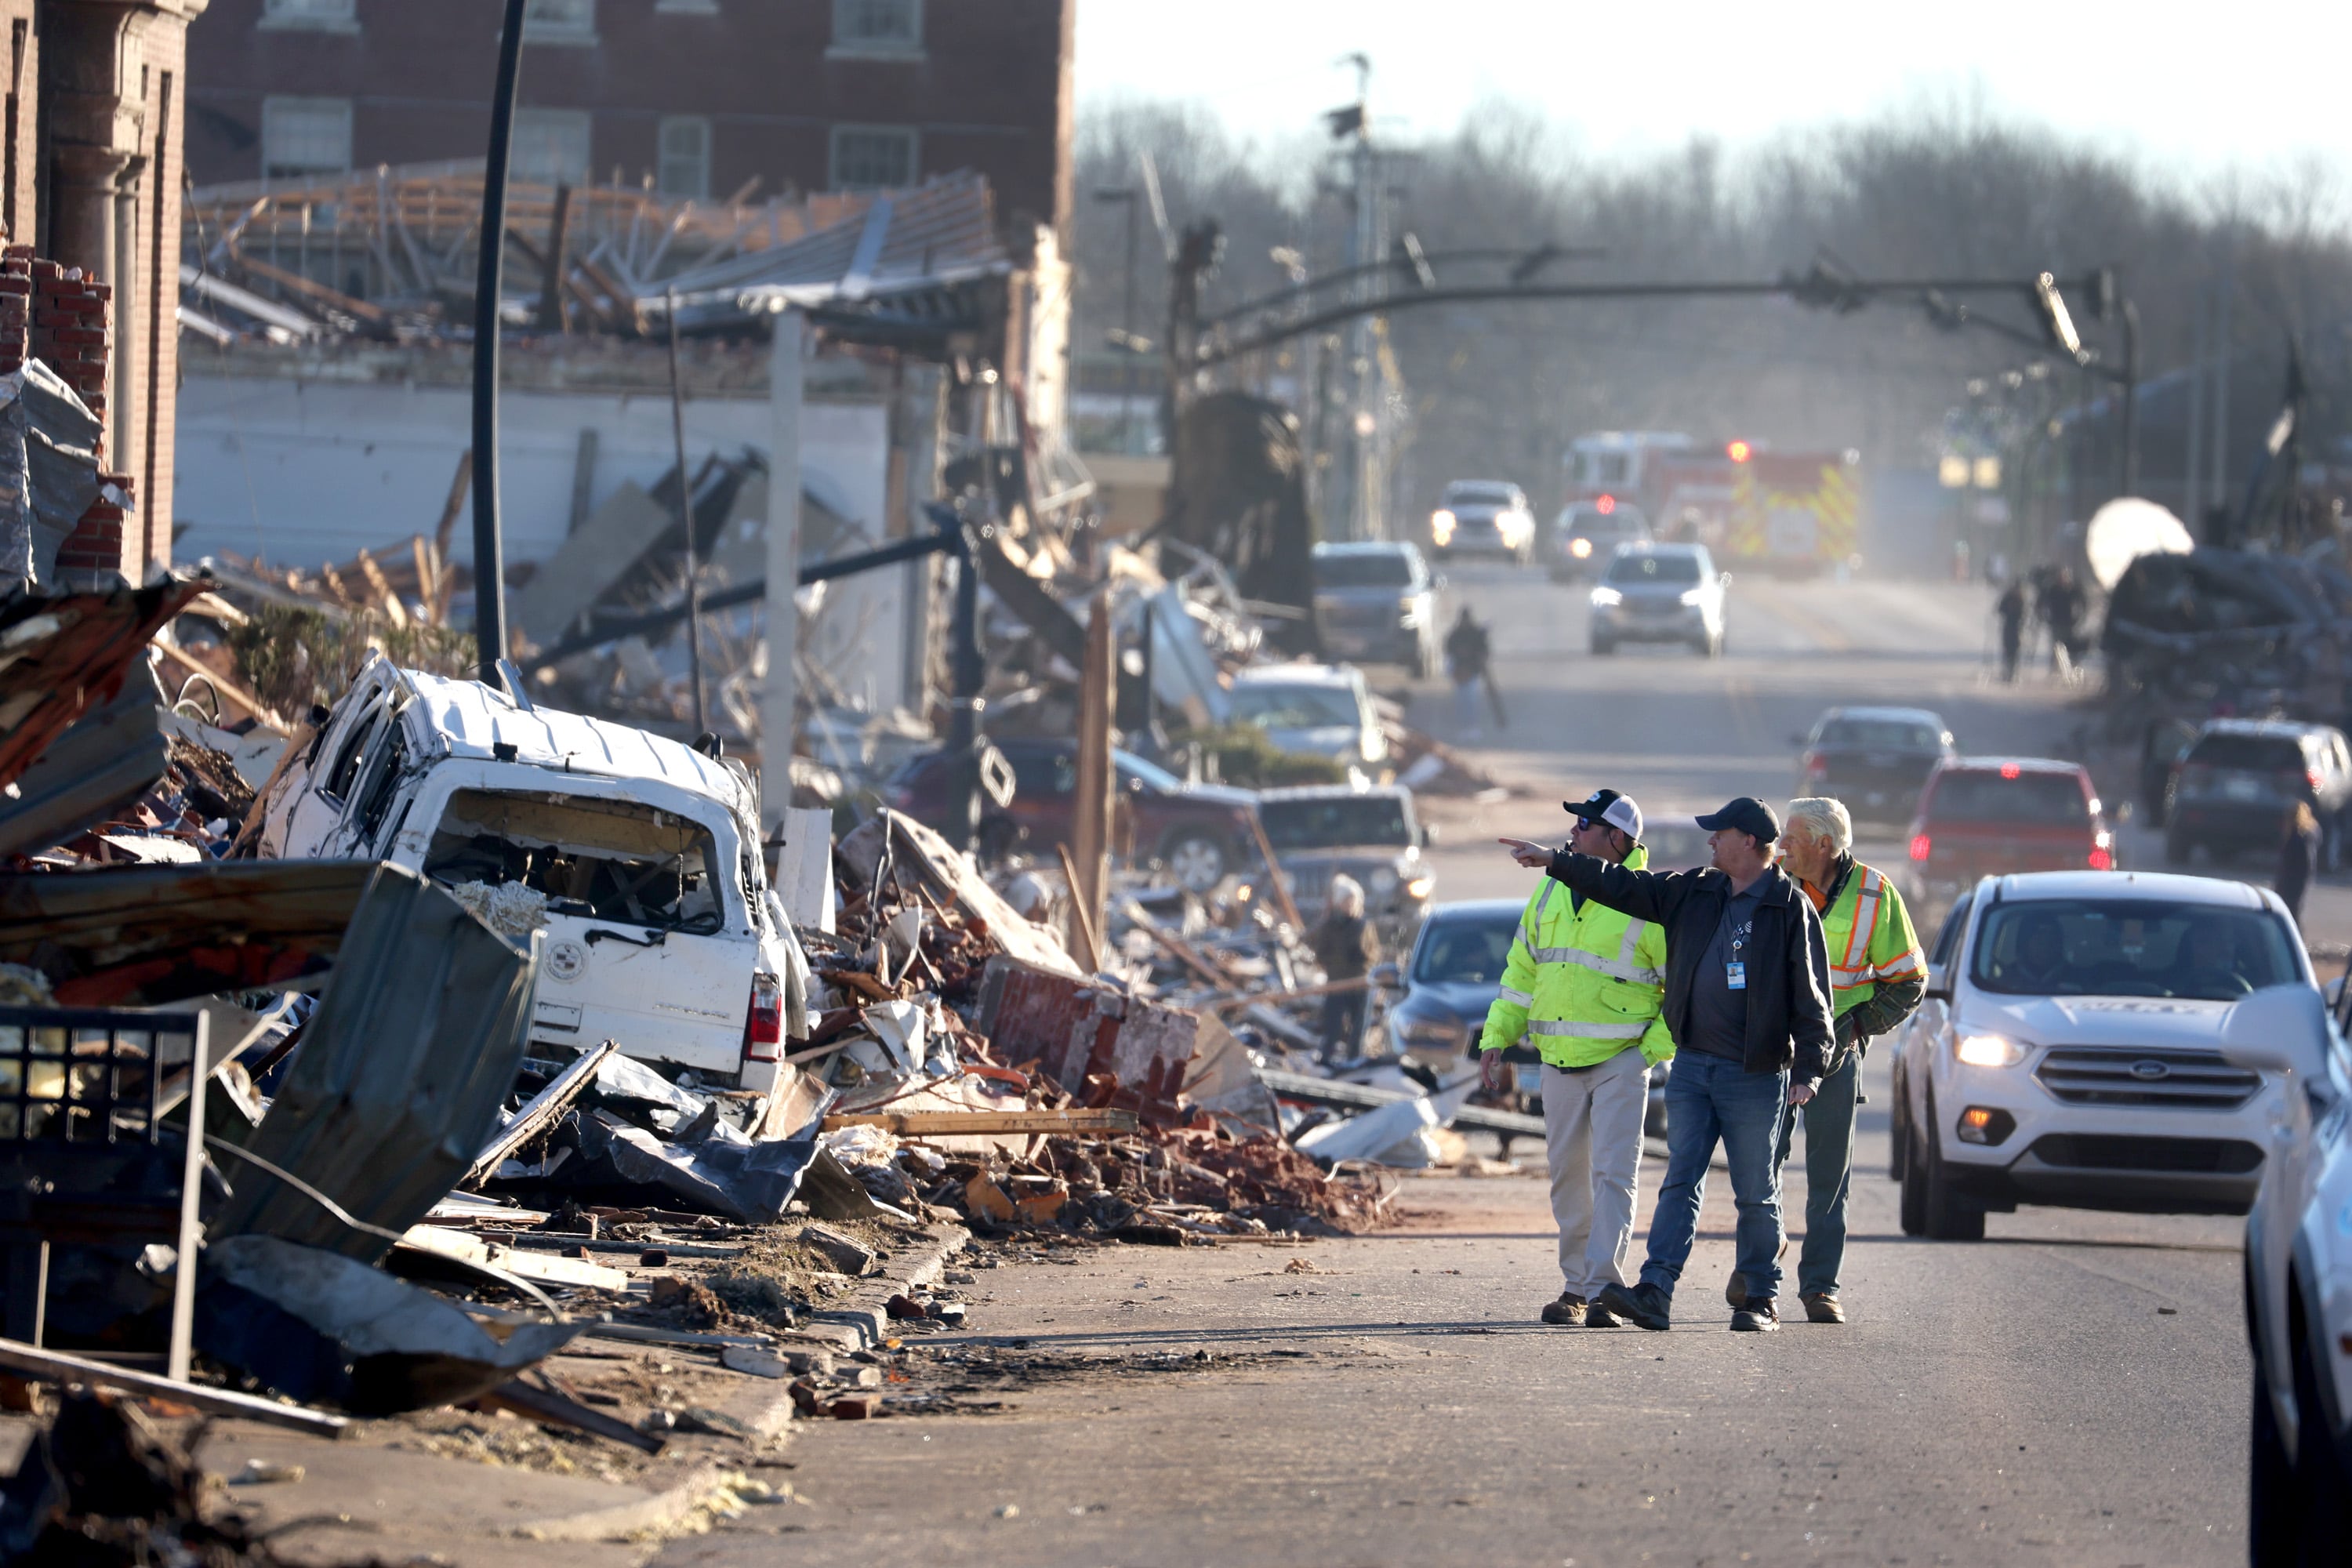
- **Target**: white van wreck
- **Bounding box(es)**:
[258,655,808,1091]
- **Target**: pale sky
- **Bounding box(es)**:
[1076,1,2352,181]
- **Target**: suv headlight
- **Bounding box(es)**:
[1679,587,1708,607]
[1591,586,1623,608]
[1955,1033,2027,1068]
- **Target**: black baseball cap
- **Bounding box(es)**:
[1564,788,1643,840]
[1695,796,1780,844]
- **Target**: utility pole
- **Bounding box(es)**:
[664,288,707,735]
[470,0,530,687]
[1330,52,1376,542]
[2210,250,2234,521]
[759,308,806,837]
[1094,187,1140,452]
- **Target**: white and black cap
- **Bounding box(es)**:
[1566,787,1643,842]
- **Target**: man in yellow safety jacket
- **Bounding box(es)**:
[1478,789,1676,1327]
[1761,795,1926,1323]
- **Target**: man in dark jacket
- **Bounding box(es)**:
[1501,797,1833,1333]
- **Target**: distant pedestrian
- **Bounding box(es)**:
[2277,801,2320,927]
[2039,566,2082,673]
[1311,875,1378,1062]
[1996,580,2027,682]
[1445,608,1494,740]
[1501,797,1834,1333]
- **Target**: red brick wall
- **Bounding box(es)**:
[184,0,1076,247]
[29,261,108,431]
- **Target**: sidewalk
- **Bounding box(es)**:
[0,1225,969,1566]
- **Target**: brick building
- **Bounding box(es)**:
[184,0,1075,249]
[0,0,201,579]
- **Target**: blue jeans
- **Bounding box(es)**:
[1774,1047,1861,1298]
[1639,1050,1788,1307]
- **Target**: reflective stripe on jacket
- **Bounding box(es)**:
[1479,844,1675,1068]
[1820,861,1925,1019]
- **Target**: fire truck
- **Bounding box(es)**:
[1562,433,1863,577]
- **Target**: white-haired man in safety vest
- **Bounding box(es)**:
[1755,795,1926,1323]
[1478,789,1675,1327]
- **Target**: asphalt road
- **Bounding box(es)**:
[656,567,2254,1568]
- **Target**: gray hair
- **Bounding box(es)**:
[1328,874,1366,916]
[1784,797,1853,855]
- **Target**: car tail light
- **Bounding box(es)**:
[2307,768,2324,793]
[1801,750,1827,779]
[1909,833,1933,862]
[2087,845,2113,870]
[745,971,784,1059]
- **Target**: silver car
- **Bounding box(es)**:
[1228,663,1389,774]
[1588,543,1728,658]
[1311,541,1439,677]
[2227,976,2352,1551]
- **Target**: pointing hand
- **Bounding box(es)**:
[1498,837,1551,868]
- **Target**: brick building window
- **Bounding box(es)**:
[829,125,916,191]
[261,96,353,177]
[259,0,358,31]
[523,0,597,43]
[512,109,592,186]
[658,118,710,199]
[831,0,921,56]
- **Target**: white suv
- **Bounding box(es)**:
[2223,982,2352,1549]
[1890,870,2304,1240]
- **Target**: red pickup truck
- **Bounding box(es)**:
[1905,758,2114,928]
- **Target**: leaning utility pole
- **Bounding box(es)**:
[470,0,529,687]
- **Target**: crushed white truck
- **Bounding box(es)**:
[257,655,808,1091]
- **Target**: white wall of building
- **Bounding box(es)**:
[172,372,890,573]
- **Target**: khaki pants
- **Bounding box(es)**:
[1542,1049,1650,1299]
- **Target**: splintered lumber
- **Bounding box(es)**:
[397,1225,632,1290]
[822,1108,1138,1137]
[463,1040,616,1189]
[1120,900,1238,989]
[0,1337,348,1437]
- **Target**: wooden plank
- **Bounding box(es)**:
[822,1108,1138,1137]
[0,1336,348,1437]
[396,1225,632,1291]
[586,1322,775,1352]
[150,640,293,736]
[1054,843,1100,972]
[1243,807,1306,931]
[463,1039,615,1189]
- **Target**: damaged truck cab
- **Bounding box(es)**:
[258,656,804,1091]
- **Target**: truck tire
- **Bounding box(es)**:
[1589,634,1616,656]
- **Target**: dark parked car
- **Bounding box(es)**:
[881,739,1259,892]
[1795,706,1957,825]
[2165,718,2352,866]
[1905,757,2113,928]
[1544,499,1652,583]
[1243,783,1436,938]
[1381,898,1668,1135]
[1311,541,1440,677]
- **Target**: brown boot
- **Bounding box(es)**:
[1541,1293,1588,1327]
[1802,1292,1846,1324]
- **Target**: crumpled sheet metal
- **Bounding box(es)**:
[0,579,206,793]
[0,660,167,858]
[0,859,376,1006]
[212,864,538,1262]
[199,1233,591,1414]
